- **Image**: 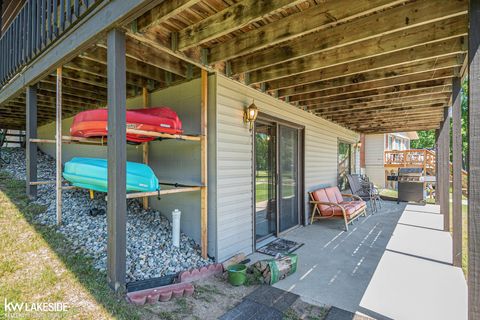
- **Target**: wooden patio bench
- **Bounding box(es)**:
[309,186,367,231]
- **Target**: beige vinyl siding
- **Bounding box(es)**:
[215,75,358,261]
[36,78,219,257]
[365,134,386,187]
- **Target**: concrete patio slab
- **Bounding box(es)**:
[359,251,467,320]
[248,201,467,320]
[386,223,452,264]
[398,209,444,231]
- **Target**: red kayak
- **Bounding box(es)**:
[70,107,183,143]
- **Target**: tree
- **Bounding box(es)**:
[410,78,468,169]
[411,130,435,149]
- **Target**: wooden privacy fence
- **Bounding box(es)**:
[0,0,103,87]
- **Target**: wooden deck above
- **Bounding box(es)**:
[0,0,469,134]
[384,149,436,170]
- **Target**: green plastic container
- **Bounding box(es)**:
[227,264,247,286]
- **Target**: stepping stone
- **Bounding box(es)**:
[325,307,374,320]
[219,300,283,320]
[244,285,299,312]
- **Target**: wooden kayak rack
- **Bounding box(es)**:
[29,130,201,145]
[26,69,209,259]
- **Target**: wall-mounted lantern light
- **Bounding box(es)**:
[244,100,258,132]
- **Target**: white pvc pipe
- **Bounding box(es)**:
[172,209,181,247]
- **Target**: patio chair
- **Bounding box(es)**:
[347,174,380,212]
[309,186,367,231]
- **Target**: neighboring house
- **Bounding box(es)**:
[362,132,419,188]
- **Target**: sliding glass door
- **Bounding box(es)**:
[255,122,277,241]
[338,141,352,191]
[254,120,302,243]
[278,125,300,232]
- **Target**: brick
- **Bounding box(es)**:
[179,263,224,283]
[127,282,195,305]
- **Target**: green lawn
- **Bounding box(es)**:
[0,171,151,319]
[255,175,295,203]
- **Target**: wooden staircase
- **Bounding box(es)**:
[0,129,25,148]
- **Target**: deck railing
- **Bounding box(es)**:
[0,0,103,87]
[384,149,436,170]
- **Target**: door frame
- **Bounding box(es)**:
[252,113,305,249]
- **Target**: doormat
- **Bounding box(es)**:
[257,238,303,256]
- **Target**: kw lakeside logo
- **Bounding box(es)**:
[4,298,69,318]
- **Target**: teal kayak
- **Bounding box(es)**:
[63,157,159,193]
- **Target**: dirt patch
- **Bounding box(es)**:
[142,274,258,320]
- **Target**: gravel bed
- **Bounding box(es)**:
[0,148,212,282]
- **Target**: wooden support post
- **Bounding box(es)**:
[438,106,450,231]
[468,1,480,317]
[452,76,462,268]
[26,85,37,198]
[360,134,365,173]
[107,28,127,292]
[200,69,208,259]
[142,87,149,210]
[56,66,62,225]
[435,129,440,205]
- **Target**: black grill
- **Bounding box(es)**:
[397,168,425,204]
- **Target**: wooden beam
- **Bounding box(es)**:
[299,83,451,106]
[246,17,467,83]
[318,101,449,119]
[41,76,108,97]
[468,0,480,317]
[200,69,208,259]
[359,124,441,134]
[106,28,127,292]
[177,0,304,51]
[26,85,37,199]
[277,59,461,97]
[290,79,452,103]
[137,0,200,32]
[142,87,149,210]
[256,37,465,87]
[324,105,446,123]
[37,81,106,103]
[209,0,405,63]
[327,107,442,126]
[350,119,443,130]
[124,187,202,199]
[66,57,156,90]
[15,93,101,111]
[229,1,467,75]
[124,38,190,78]
[56,67,63,225]
[309,93,451,111]
[439,106,451,231]
[81,46,174,84]
[452,76,463,268]
[268,54,462,92]
[61,67,107,88]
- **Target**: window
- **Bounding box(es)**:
[338,141,353,190]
